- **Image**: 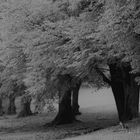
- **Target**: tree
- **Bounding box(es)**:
[97,0,140,122]
[0,79,17,114]
[83,0,140,123]
[17,94,32,117]
[50,74,75,125]
[0,0,33,116]
[52,0,140,124]
[1,0,140,125]
[71,77,82,115]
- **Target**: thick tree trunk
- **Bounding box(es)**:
[7,97,16,115]
[111,81,125,122]
[17,97,32,118]
[51,74,75,125]
[109,63,139,122]
[121,65,139,120]
[72,80,81,115]
[52,90,75,125]
[0,98,3,116]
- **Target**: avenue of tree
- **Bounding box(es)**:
[0,0,139,126]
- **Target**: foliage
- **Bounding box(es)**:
[0,0,139,105]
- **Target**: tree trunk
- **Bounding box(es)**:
[17,97,32,118]
[72,80,81,115]
[111,81,125,122]
[109,63,139,122]
[52,90,75,125]
[0,98,3,116]
[121,64,139,120]
[7,97,16,115]
[51,74,75,125]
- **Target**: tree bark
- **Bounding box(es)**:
[72,80,81,115]
[109,63,139,122]
[7,97,16,115]
[121,64,139,120]
[51,74,75,125]
[111,81,125,121]
[17,97,32,118]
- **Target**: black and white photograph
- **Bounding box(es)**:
[0,0,139,139]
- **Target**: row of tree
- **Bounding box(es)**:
[0,0,139,125]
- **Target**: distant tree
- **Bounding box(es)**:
[17,94,32,117]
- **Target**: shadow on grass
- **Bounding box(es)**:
[0,109,119,139]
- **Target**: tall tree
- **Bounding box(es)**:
[1,0,140,125]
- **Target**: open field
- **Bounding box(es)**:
[0,88,139,140]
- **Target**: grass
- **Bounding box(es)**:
[0,107,118,140]
[65,118,140,140]
[0,88,139,140]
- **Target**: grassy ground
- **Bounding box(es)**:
[65,118,140,140]
[0,88,139,140]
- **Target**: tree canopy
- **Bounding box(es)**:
[0,0,139,103]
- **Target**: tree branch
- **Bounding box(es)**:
[95,67,111,85]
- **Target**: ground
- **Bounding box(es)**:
[0,88,139,140]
